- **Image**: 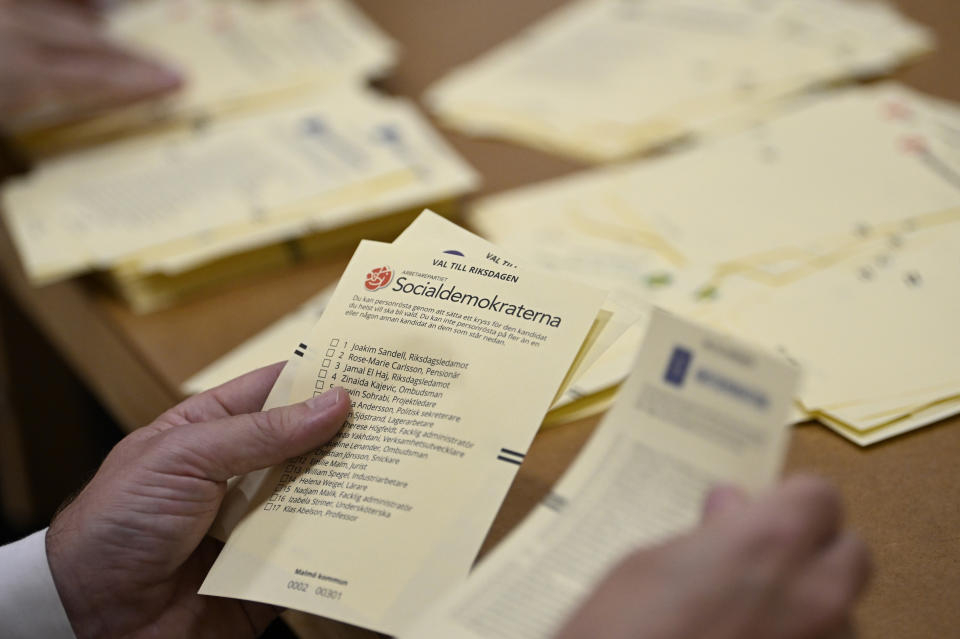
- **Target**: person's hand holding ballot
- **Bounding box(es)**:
[45,363,352,639]
[558,477,870,639]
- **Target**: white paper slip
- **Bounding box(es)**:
[200,238,607,634]
[402,309,799,639]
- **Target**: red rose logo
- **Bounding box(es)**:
[364,266,393,292]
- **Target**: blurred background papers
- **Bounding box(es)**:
[467,83,960,445]
[426,0,933,162]
[1,0,478,312]
[13,0,398,152]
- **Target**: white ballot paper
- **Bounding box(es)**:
[200,238,607,634]
[403,309,799,639]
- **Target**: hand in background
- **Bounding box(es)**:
[0,0,181,132]
[556,476,871,639]
[46,362,351,639]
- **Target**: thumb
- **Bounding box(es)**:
[702,484,748,524]
[164,387,351,481]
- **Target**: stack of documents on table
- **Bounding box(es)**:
[197,211,626,634]
[1,0,479,313]
[469,83,960,445]
[426,0,933,162]
[3,89,478,312]
[404,309,798,639]
[15,0,398,156]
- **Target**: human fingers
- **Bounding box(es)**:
[165,362,288,428]
[8,46,181,130]
[702,484,748,523]
[692,474,846,627]
[35,45,181,102]
[744,475,845,567]
[774,531,872,638]
[162,387,351,482]
[8,1,108,53]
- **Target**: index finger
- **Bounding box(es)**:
[741,475,845,568]
[170,361,288,426]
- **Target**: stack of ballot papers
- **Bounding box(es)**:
[15,0,398,156]
[468,83,960,446]
[3,87,479,312]
[426,0,933,162]
[403,309,798,639]
[182,211,636,422]
[198,211,629,633]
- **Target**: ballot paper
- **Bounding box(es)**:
[699,214,960,446]
[401,309,799,639]
[200,232,608,633]
[469,83,960,444]
[426,0,932,161]
[194,210,631,537]
[13,0,397,148]
[184,212,634,424]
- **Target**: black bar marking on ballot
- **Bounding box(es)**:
[294,350,304,357]
[299,343,308,350]
[499,447,525,459]
[497,455,523,466]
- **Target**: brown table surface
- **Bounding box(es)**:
[1,1,958,637]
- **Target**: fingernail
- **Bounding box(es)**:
[307,387,344,412]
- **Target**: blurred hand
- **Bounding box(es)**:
[556,476,871,639]
[0,0,181,131]
[46,362,351,639]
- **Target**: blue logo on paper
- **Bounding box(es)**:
[664,346,693,387]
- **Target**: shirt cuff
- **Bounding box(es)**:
[0,528,76,639]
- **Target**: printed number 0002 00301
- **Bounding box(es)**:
[287,580,343,600]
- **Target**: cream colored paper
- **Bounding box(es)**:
[4,90,480,289]
[12,0,397,139]
[200,238,607,634]
[198,211,618,535]
[392,211,637,403]
[183,212,627,426]
[704,219,960,428]
[468,84,960,444]
[427,0,932,161]
[813,396,960,447]
[3,90,413,284]
[402,308,799,638]
[123,98,480,277]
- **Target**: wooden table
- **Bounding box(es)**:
[1,1,958,637]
